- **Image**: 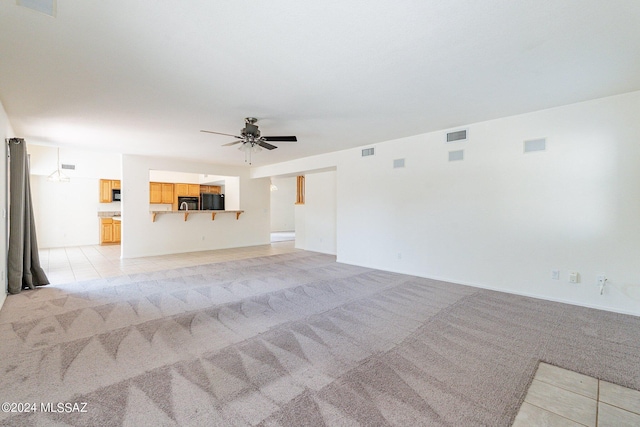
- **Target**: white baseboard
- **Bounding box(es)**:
[336,257,640,318]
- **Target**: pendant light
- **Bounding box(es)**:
[47,147,70,182]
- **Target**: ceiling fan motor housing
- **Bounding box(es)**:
[242,123,260,138]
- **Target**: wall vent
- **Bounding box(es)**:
[446,129,468,143]
[17,0,56,17]
[361,147,375,157]
[393,158,405,168]
[448,150,464,162]
[61,164,75,170]
[524,138,546,153]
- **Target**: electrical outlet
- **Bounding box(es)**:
[597,274,607,286]
[569,271,579,283]
[551,270,560,280]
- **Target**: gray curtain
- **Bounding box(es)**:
[7,138,48,294]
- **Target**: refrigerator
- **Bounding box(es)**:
[201,193,225,210]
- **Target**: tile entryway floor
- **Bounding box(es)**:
[39,240,298,285]
[514,362,640,426]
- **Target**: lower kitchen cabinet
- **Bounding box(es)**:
[113,221,121,243]
[100,218,121,244]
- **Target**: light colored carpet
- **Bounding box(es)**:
[0,251,639,426]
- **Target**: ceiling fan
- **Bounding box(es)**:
[201,118,297,163]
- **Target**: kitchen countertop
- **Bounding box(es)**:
[98,211,121,218]
[98,212,121,222]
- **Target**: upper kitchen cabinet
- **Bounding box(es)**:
[162,183,174,203]
[99,179,121,203]
[150,182,174,204]
[201,185,221,194]
[149,182,161,203]
[175,183,200,197]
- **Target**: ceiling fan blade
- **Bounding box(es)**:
[258,141,278,150]
[262,135,297,142]
[200,130,242,138]
[222,140,243,147]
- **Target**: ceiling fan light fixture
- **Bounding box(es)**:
[238,143,261,153]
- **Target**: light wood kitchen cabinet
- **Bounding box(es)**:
[113,221,121,243]
[149,182,162,203]
[174,183,188,196]
[100,180,111,203]
[150,182,174,204]
[162,183,174,203]
[200,185,221,194]
[99,179,121,203]
[175,183,200,196]
[100,218,121,244]
[101,218,113,243]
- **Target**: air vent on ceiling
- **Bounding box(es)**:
[361,147,375,157]
[16,0,56,16]
[448,150,464,162]
[61,164,75,170]
[524,138,546,153]
[393,158,405,168]
[446,129,468,143]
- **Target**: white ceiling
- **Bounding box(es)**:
[1,1,640,166]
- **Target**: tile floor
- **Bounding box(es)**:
[39,240,298,285]
[514,362,640,426]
